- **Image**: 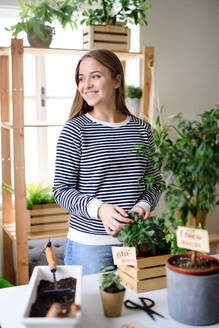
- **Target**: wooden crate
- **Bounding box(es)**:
[82,24,130,51]
[117,254,170,293]
[27,203,70,233]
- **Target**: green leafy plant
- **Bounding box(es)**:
[5,0,81,40]
[125,85,142,99]
[137,106,219,228]
[0,277,14,288]
[115,212,181,256]
[2,181,55,209]
[80,0,151,26]
[26,182,55,209]
[99,262,124,292]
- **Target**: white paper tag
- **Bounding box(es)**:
[177,226,210,253]
[113,323,144,328]
[112,247,137,265]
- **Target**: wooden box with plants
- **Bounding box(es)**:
[113,212,184,293]
[82,24,130,51]
[80,0,151,51]
[26,182,70,235]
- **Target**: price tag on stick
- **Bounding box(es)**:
[176,226,210,253]
[112,247,137,266]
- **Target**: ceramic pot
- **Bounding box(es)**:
[100,287,125,317]
[166,253,219,326]
[27,25,53,47]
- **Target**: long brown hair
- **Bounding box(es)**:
[68,49,131,121]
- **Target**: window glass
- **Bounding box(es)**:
[0,6,141,198]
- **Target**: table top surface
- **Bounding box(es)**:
[1,255,219,328]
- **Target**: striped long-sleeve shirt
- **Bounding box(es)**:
[53,113,162,245]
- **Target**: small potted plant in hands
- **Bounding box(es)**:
[99,262,125,317]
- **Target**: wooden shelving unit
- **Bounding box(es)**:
[0,38,154,285]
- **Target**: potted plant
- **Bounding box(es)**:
[139,106,219,324]
[166,251,219,325]
[137,106,219,229]
[25,182,69,234]
[113,212,185,292]
[2,181,69,234]
[5,0,81,47]
[125,85,142,117]
[99,262,125,317]
[80,0,151,51]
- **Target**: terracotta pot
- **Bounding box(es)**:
[27,25,53,47]
[166,253,219,325]
[100,287,125,317]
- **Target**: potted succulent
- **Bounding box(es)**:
[99,262,125,317]
[5,0,81,47]
[125,85,142,117]
[80,0,152,51]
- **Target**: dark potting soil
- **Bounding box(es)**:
[170,255,218,270]
[29,277,76,317]
[104,282,125,293]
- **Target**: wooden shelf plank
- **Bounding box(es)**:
[22,46,144,60]
[1,122,13,129]
[1,121,65,128]
[1,44,143,60]
[0,47,10,56]
[1,45,143,60]
[3,222,68,241]
[24,122,65,127]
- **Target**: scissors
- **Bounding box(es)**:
[124,297,166,321]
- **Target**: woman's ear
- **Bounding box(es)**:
[114,74,122,89]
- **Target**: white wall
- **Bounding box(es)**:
[140,0,219,233]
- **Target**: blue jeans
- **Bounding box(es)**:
[64,238,122,275]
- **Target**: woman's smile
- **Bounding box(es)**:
[78,57,119,109]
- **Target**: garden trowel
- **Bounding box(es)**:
[39,240,73,301]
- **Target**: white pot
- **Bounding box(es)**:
[21,265,82,328]
[125,97,141,117]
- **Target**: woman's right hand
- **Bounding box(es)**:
[98,203,132,235]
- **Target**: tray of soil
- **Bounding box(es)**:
[21,265,82,328]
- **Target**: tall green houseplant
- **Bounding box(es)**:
[138,107,219,228]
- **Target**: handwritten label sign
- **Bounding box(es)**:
[112,247,137,266]
[177,226,210,253]
[113,322,144,328]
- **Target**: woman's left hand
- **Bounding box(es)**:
[129,205,151,220]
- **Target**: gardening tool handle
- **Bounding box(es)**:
[45,241,56,271]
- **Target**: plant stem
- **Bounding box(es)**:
[191,250,197,265]
[101,0,107,21]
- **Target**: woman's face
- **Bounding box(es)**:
[77,57,121,109]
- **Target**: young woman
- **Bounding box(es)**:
[53,49,162,275]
